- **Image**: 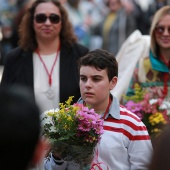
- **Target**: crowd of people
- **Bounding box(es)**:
[1,0,170,170]
[1,0,170,63]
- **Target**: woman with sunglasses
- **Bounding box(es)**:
[118,6,170,140]
[123,5,170,101]
[1,0,89,114]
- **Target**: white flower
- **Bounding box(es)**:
[41,109,54,124]
[54,108,60,112]
[41,108,58,132]
[49,125,57,132]
[167,110,170,116]
[160,101,170,110]
[160,103,167,110]
[149,99,158,105]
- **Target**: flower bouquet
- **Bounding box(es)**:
[123,84,170,138]
[42,96,104,170]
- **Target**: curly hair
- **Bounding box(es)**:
[78,49,118,81]
[18,0,77,51]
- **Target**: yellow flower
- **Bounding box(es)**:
[47,112,55,116]
[151,128,161,133]
[64,124,68,130]
[65,96,74,105]
[149,112,165,125]
[67,115,73,121]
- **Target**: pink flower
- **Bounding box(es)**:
[125,101,143,119]
[125,101,142,113]
[75,105,104,143]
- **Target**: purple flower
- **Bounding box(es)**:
[125,101,142,113]
[125,101,143,119]
[76,106,104,140]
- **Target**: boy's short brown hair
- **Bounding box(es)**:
[78,49,118,81]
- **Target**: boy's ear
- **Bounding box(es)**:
[31,138,49,166]
[110,76,118,90]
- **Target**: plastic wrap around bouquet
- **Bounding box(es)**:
[42,96,104,170]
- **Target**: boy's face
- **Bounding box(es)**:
[80,66,117,112]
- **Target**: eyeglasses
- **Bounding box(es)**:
[34,13,61,24]
[154,26,170,35]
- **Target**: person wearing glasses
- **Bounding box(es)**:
[92,0,136,56]
[1,0,89,113]
[124,5,170,100]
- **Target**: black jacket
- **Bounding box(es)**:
[1,42,89,104]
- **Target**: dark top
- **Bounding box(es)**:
[1,42,89,104]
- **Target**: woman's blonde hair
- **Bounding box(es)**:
[150,6,170,56]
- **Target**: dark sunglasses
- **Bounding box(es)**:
[154,26,170,35]
[34,13,61,24]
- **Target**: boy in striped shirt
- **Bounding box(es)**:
[78,49,153,169]
[46,49,153,170]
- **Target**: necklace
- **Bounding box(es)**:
[36,42,60,99]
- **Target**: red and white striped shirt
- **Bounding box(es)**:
[45,95,153,170]
[93,95,153,170]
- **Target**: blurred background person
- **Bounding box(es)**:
[0,0,35,65]
[0,22,3,65]
[149,124,170,170]
[1,0,89,113]
[132,0,153,35]
[113,6,170,102]
[78,0,108,50]
[64,0,91,47]
[0,0,18,63]
[93,0,136,56]
[148,0,170,33]
[112,4,170,101]
[0,85,47,170]
[0,25,4,79]
[10,0,35,49]
[127,5,170,98]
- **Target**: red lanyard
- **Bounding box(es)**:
[160,54,170,67]
[36,42,60,87]
[160,54,169,98]
[102,97,112,119]
[163,73,168,98]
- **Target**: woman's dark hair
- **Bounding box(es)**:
[18,0,77,51]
